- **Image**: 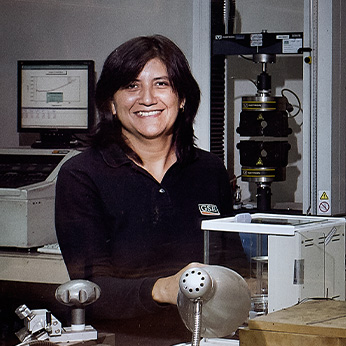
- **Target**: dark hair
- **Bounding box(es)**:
[92,34,200,163]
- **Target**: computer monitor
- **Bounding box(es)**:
[18,60,95,148]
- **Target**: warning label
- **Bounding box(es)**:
[318,190,331,215]
[320,191,329,200]
[256,157,264,166]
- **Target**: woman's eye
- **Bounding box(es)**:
[126,83,139,89]
[156,80,170,87]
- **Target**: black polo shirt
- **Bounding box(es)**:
[55,144,247,322]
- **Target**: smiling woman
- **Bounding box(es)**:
[111,58,184,181]
[55,35,248,345]
[93,35,200,164]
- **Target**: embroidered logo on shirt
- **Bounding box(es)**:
[198,204,220,216]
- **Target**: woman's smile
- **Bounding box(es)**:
[135,110,162,117]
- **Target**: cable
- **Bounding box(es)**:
[295,296,340,306]
[281,88,302,118]
[230,174,242,183]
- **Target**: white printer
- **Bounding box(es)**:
[0,148,80,248]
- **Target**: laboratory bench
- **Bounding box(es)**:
[0,248,70,345]
[1,211,345,346]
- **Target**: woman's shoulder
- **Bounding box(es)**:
[59,147,100,171]
[194,147,225,166]
[60,144,128,172]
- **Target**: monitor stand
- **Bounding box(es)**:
[31,132,79,149]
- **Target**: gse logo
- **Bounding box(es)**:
[198,204,220,216]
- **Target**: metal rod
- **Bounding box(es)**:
[191,299,203,346]
[204,230,210,264]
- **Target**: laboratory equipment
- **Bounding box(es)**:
[177,265,251,346]
[236,53,292,211]
[0,148,80,248]
[18,60,95,149]
[250,255,268,317]
[15,280,100,345]
[236,51,292,211]
[202,213,345,313]
[213,31,303,210]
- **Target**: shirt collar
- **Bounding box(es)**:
[99,144,131,168]
[98,143,200,168]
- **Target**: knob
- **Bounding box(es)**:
[15,304,34,320]
[55,279,100,307]
[55,280,101,331]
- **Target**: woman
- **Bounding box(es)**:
[55,35,247,345]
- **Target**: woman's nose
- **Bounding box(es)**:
[138,86,157,106]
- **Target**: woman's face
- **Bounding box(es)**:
[112,58,184,143]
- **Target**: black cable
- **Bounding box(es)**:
[281,88,302,118]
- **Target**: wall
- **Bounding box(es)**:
[0,0,210,149]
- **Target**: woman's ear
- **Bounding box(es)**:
[180,99,186,111]
[111,102,117,116]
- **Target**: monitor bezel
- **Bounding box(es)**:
[17,60,95,138]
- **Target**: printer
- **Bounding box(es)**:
[0,148,80,248]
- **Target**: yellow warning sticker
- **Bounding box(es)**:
[320,191,329,200]
[256,157,264,166]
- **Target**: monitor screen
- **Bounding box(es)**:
[18,60,95,148]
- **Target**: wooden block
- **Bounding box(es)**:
[249,300,346,337]
[240,300,346,346]
[240,328,346,346]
